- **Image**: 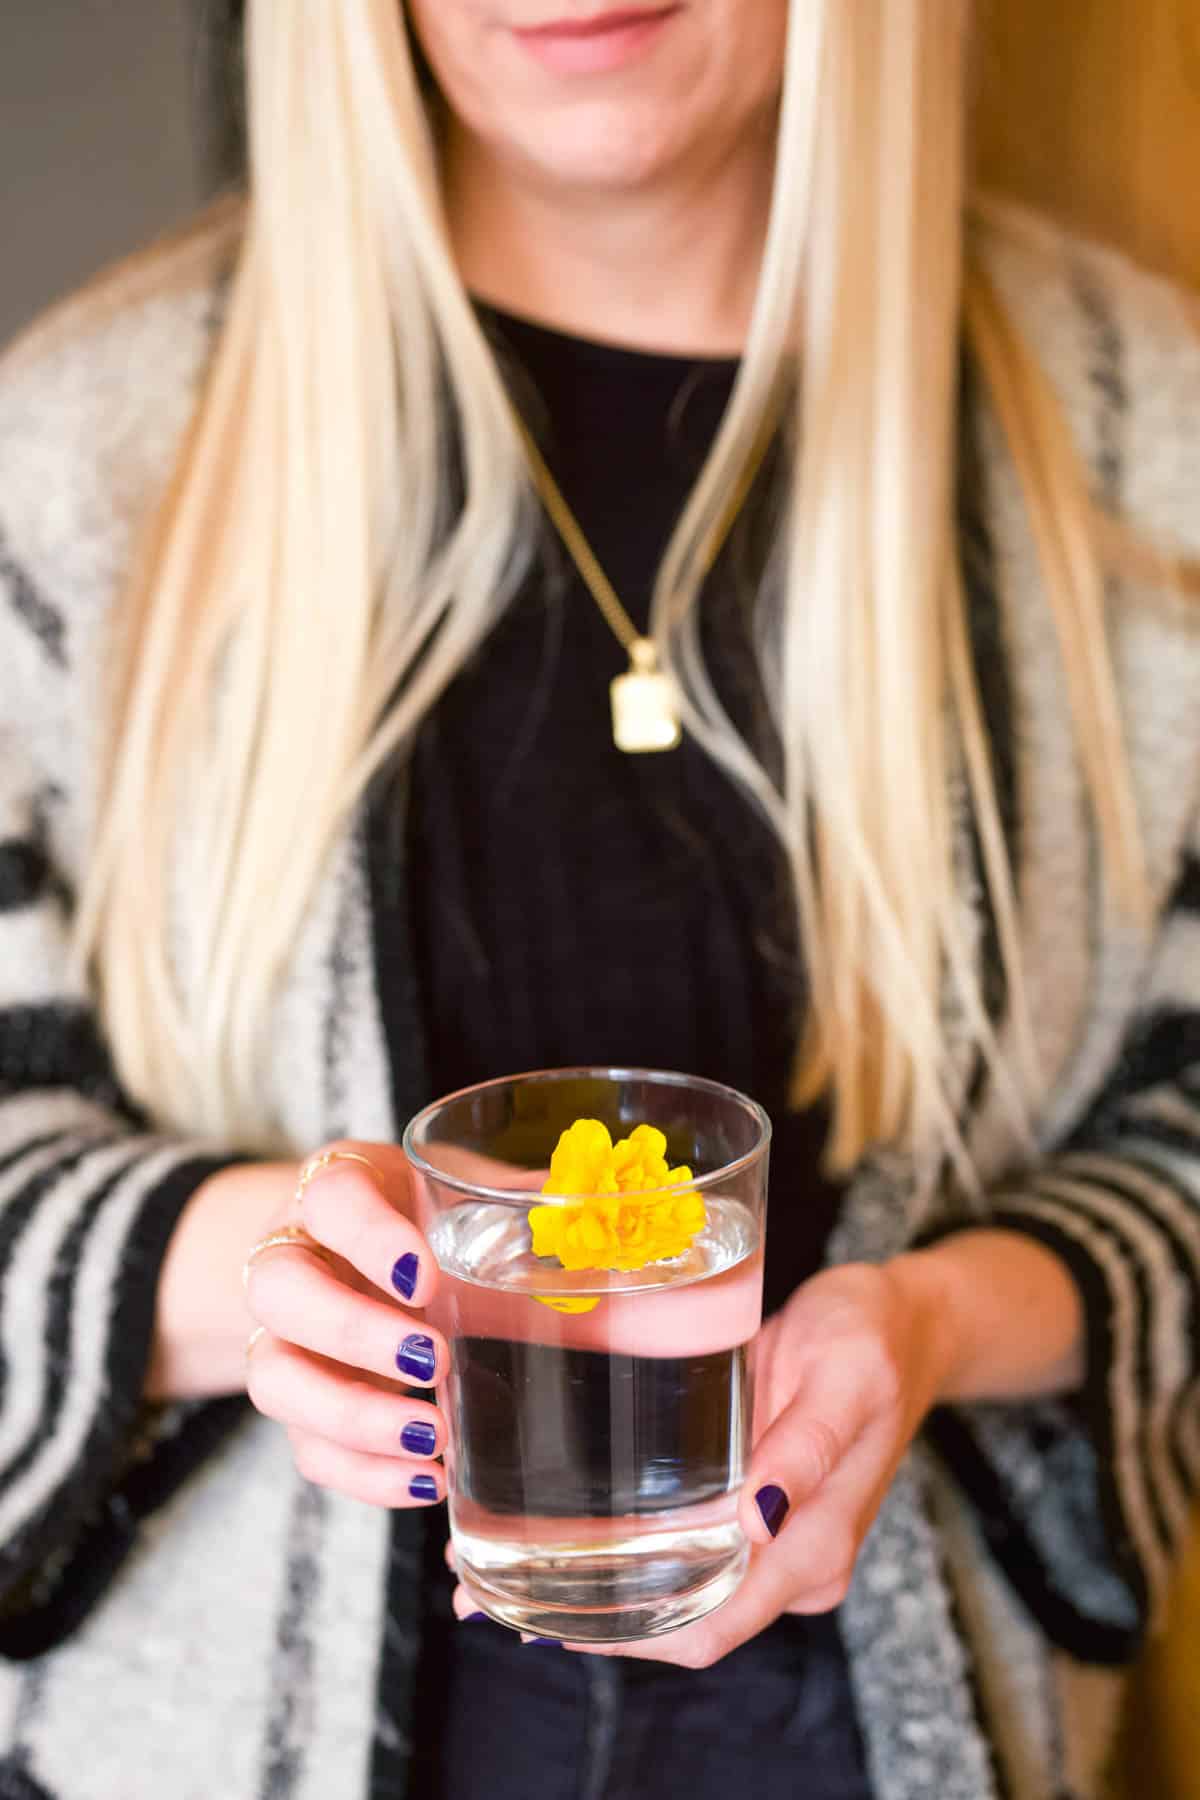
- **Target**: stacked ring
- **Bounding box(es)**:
[295,1148,383,1209]
[241,1224,330,1293]
[243,1151,383,1369]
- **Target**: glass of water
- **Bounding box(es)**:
[402,1067,770,1643]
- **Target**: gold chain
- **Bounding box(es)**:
[514,387,785,659]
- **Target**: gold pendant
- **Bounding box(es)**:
[610,638,681,754]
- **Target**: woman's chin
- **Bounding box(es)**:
[496,102,689,196]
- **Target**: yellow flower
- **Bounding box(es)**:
[542,1117,620,1198]
[529,1119,707,1278]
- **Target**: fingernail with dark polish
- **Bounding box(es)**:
[401,1419,438,1457]
[524,1637,559,1647]
[391,1252,420,1300]
[756,1484,789,1538]
[464,1611,487,1622]
[408,1473,439,1503]
[396,1332,437,1382]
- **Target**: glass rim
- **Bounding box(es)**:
[401,1065,772,1207]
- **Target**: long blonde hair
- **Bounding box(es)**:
[71,0,1159,1165]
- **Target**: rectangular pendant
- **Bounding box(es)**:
[610,668,682,754]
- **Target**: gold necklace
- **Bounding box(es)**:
[515,390,783,753]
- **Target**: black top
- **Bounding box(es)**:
[406,304,843,1317]
[397,305,866,1796]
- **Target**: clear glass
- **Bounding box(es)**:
[403,1067,770,1643]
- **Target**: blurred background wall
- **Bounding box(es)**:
[2,0,1197,352]
[977,0,1200,292]
[0,0,230,347]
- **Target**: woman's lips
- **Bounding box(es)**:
[512,7,682,75]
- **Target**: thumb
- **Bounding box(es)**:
[739,1379,873,1546]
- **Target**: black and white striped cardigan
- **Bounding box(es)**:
[0,206,1197,1800]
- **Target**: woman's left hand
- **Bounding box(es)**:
[451,1230,1083,1661]
[452,1254,952,1665]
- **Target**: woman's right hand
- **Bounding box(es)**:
[242,1141,450,1510]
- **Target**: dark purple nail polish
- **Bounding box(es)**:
[396,1332,436,1383]
[755,1484,789,1538]
[408,1473,439,1503]
[524,1637,559,1646]
[464,1611,487,1622]
[391,1251,420,1300]
[401,1419,438,1457]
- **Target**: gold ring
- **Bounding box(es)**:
[241,1224,329,1293]
[295,1148,384,1212]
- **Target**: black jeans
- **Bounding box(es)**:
[407,1599,873,1800]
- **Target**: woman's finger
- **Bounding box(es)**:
[246,1334,444,1459]
[287,1428,446,1509]
[554,1486,867,1667]
[738,1350,891,1546]
[245,1246,448,1387]
[296,1141,438,1307]
[448,1475,871,1660]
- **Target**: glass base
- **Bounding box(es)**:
[456,1523,750,1643]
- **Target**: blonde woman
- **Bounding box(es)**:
[1,3,1198,1795]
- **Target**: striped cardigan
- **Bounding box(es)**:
[0,206,1198,1800]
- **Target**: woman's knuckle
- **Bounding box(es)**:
[243,1261,269,1324]
[798,1417,842,1485]
[789,1573,850,1615]
[846,1331,898,1406]
[873,1350,904,1407]
[345,1207,387,1275]
[688,1624,732,1670]
[821,1524,858,1579]
[329,1379,375,1447]
[290,1434,326,1485]
[825,1569,853,1607]
[304,1143,383,1218]
[245,1363,269,1416]
[298,1174,339,1242]
[246,1347,286,1418]
[337,1302,381,1371]
[319,1386,351,1447]
[791,1520,855,1594]
[246,1251,296,1328]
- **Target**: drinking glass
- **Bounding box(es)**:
[403,1067,770,1642]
